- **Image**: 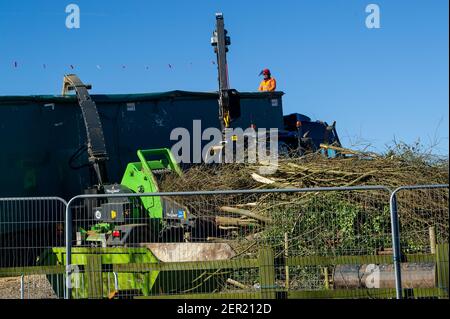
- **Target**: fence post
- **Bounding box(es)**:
[113,272,119,292]
[20,274,24,299]
[323,268,329,289]
[429,226,436,254]
[284,232,290,290]
[389,191,403,299]
[259,247,276,299]
[65,200,73,299]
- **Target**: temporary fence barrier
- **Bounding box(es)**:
[0,185,448,299]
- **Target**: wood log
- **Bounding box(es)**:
[215,216,258,227]
[251,173,276,184]
[218,226,239,230]
[333,263,436,289]
[219,206,272,224]
[226,278,250,289]
[235,202,257,207]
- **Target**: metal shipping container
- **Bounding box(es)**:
[0,90,284,199]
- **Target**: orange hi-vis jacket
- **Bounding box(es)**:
[258,77,276,92]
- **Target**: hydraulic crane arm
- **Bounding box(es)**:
[211,13,240,133]
[62,74,109,187]
[211,13,230,132]
[213,13,230,93]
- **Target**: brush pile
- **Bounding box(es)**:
[162,152,448,191]
[161,150,449,258]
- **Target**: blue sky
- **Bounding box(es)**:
[0,0,448,155]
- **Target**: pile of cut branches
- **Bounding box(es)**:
[160,150,448,259]
[161,152,448,192]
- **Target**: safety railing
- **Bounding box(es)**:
[390,184,449,299]
[0,185,448,299]
[0,197,67,299]
[61,185,407,299]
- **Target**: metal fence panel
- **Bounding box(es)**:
[65,186,410,299]
[0,197,67,299]
[392,185,449,299]
[1,185,447,300]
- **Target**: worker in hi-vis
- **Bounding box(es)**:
[258,68,276,92]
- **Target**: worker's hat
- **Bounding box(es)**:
[259,68,271,76]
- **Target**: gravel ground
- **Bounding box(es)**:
[0,275,58,299]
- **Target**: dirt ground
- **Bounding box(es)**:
[0,275,58,299]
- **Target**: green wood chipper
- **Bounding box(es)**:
[39,74,235,299]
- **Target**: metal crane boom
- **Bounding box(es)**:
[211,13,233,132]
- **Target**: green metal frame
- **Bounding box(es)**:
[84,148,184,242]
[120,148,182,219]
